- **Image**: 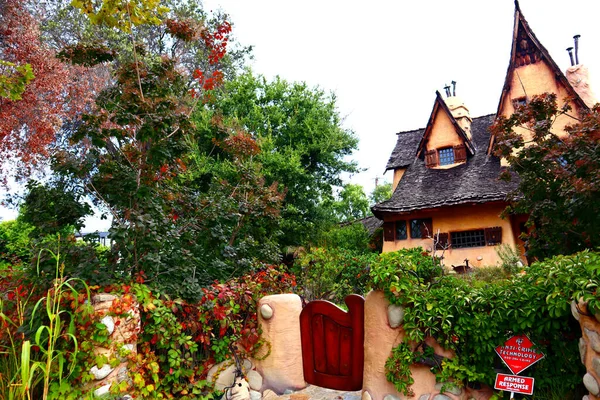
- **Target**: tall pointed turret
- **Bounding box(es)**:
[488,0,589,154]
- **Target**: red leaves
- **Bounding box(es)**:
[0,0,106,179]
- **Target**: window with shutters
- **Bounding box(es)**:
[395,220,407,240]
[450,229,486,248]
[410,218,432,239]
[453,144,467,163]
[438,147,455,166]
[425,150,438,167]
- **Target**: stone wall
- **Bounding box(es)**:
[572,299,600,400]
[86,293,140,397]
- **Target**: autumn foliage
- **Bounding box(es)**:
[491,93,600,259]
[0,0,106,178]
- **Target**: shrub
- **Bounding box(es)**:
[372,250,599,397]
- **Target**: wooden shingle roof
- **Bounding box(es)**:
[373,114,519,217]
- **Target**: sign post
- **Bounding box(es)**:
[494,335,544,397]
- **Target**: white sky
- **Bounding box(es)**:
[2,0,599,230]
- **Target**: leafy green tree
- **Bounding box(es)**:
[209,71,359,246]
[0,218,33,268]
[491,93,600,259]
[370,181,392,205]
[331,184,369,222]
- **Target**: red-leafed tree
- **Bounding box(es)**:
[0,0,106,180]
[491,93,600,260]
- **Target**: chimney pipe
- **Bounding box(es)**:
[574,34,581,65]
[567,47,574,66]
[444,84,451,98]
[451,80,456,97]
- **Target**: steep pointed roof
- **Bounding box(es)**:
[416,91,475,158]
[489,0,588,152]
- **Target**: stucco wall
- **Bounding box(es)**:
[426,109,464,152]
[499,61,583,145]
[381,203,517,267]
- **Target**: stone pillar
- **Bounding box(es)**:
[253,294,306,393]
[573,300,600,400]
[86,293,140,397]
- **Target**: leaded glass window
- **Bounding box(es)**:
[438,147,455,166]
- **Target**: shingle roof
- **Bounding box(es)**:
[385,128,424,171]
[373,114,519,217]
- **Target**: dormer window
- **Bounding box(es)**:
[438,147,455,166]
[425,144,467,168]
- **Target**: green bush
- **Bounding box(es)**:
[371,250,599,397]
[294,247,376,303]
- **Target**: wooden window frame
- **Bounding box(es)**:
[410,218,433,239]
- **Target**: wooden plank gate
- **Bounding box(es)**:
[299,294,365,391]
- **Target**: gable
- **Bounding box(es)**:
[425,105,464,152]
[489,1,589,153]
[416,91,475,167]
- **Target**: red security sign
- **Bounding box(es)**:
[495,335,545,374]
[494,373,535,395]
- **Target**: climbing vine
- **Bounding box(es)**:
[370,248,598,397]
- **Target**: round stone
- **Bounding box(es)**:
[90,364,114,380]
[572,301,581,321]
[92,293,117,303]
[383,395,401,400]
[94,383,112,397]
[583,373,600,396]
[101,315,115,335]
[580,338,587,365]
[247,370,262,391]
[250,390,261,400]
[419,395,431,400]
[362,391,372,400]
[387,304,405,328]
[432,395,452,400]
[260,304,274,320]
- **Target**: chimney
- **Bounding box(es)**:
[567,47,574,66]
[444,82,472,139]
[565,35,597,108]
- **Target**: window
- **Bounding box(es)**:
[410,218,432,239]
[396,221,407,240]
[450,230,486,248]
[512,96,528,109]
[438,147,455,166]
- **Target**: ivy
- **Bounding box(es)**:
[371,248,598,397]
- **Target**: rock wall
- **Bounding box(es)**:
[86,293,140,397]
[573,300,600,400]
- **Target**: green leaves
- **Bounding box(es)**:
[376,250,599,396]
[71,0,169,32]
[0,60,35,101]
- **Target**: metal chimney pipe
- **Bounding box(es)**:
[574,35,581,65]
[451,80,456,97]
[567,47,575,66]
[444,84,451,97]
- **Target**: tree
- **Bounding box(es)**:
[332,184,370,222]
[210,71,359,246]
[370,181,393,205]
[0,0,107,179]
[491,93,600,259]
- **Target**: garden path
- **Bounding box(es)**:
[263,385,361,400]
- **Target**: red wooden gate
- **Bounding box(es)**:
[299,294,365,391]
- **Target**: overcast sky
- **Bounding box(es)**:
[2,0,599,230]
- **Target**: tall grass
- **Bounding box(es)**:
[0,239,92,400]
